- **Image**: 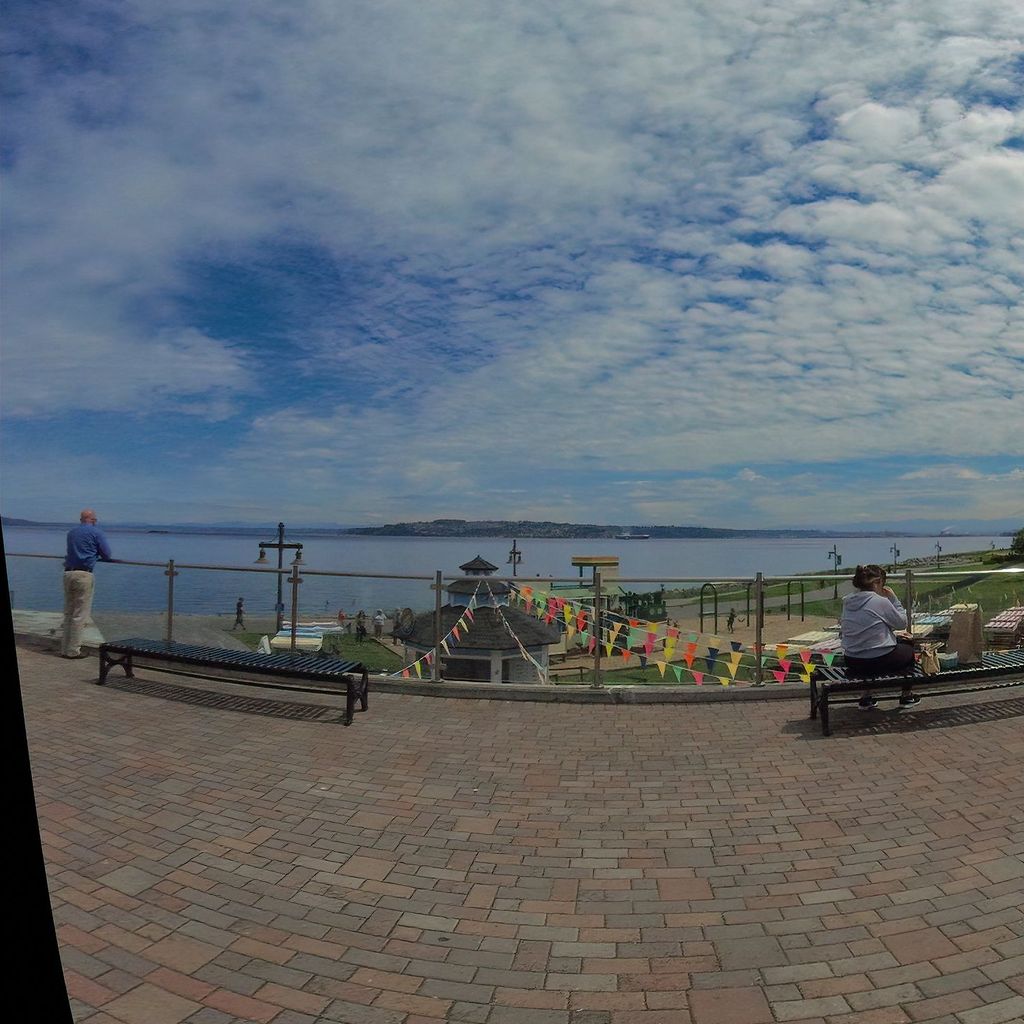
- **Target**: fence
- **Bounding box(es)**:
[7,551,1023,687]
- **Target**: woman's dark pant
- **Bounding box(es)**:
[845,639,916,695]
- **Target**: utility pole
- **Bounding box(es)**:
[890,543,900,571]
[935,542,942,568]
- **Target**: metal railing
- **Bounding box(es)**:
[8,551,1023,686]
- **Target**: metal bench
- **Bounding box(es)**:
[809,650,1024,736]
[98,638,369,725]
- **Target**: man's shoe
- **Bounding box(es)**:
[899,695,921,708]
[858,696,878,710]
[62,652,89,660]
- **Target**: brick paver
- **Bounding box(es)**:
[18,645,1024,1023]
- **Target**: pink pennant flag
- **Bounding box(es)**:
[779,659,792,674]
[773,669,786,683]
[798,649,811,663]
[452,626,461,642]
[644,632,656,656]
[402,669,410,679]
[692,671,704,685]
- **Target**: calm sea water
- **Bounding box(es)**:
[4,525,1006,619]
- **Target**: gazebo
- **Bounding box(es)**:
[395,556,561,683]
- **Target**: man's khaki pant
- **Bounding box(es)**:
[62,570,95,656]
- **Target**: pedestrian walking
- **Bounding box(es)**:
[373,609,385,639]
[233,597,246,630]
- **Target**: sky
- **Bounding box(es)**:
[1,0,1022,531]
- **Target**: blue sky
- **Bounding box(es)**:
[2,0,1022,530]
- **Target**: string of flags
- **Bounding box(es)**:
[484,582,549,683]
[510,585,835,686]
[389,582,482,679]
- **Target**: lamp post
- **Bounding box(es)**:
[934,541,942,568]
[255,522,303,632]
[827,544,842,600]
[507,539,523,577]
[890,543,900,571]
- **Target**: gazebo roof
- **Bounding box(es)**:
[396,605,561,650]
[459,555,499,574]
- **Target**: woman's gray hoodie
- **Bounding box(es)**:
[840,590,907,658]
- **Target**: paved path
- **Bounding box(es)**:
[19,643,1024,1024]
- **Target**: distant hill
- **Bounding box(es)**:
[341,519,902,539]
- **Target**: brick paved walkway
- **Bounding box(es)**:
[19,644,1024,1024]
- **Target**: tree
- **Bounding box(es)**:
[1011,527,1024,558]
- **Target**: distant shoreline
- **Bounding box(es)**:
[2,517,1011,541]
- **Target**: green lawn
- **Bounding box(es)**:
[232,631,404,671]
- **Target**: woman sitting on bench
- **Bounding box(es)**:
[840,564,919,710]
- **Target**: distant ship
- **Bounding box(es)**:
[615,532,650,539]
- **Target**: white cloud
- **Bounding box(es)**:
[2,0,1023,526]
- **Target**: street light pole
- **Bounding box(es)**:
[890,543,900,571]
[935,542,942,569]
[827,544,842,600]
[507,539,522,578]
[255,522,304,632]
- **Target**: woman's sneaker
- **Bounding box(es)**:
[899,695,921,709]
[858,696,878,710]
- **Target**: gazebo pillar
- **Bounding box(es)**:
[490,650,503,685]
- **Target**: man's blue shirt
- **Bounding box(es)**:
[65,524,113,570]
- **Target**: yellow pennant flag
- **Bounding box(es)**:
[776,643,788,660]
[656,660,667,677]
[719,675,731,687]
[664,637,676,661]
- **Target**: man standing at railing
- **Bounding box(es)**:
[62,508,115,658]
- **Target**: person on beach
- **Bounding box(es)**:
[373,609,385,638]
[840,564,919,710]
[727,608,736,633]
[233,597,245,630]
[62,508,116,658]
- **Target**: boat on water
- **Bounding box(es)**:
[615,533,650,540]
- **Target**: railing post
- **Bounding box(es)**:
[591,570,603,689]
[754,572,764,686]
[432,570,442,682]
[289,562,302,651]
[904,568,914,632]
[164,559,178,644]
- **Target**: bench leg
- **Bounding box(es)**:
[359,668,369,713]
[98,650,133,685]
[809,678,818,719]
[343,681,355,726]
[820,687,831,737]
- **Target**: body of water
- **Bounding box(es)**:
[5,525,1007,618]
